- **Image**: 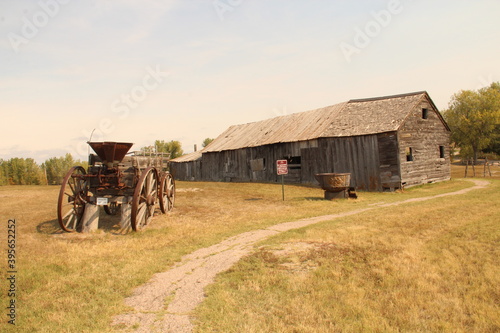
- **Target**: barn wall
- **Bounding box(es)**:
[200,141,319,183]
[170,159,202,181]
[199,135,395,191]
[398,100,451,186]
[377,132,402,190]
[312,135,384,191]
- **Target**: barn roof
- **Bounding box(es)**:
[186,91,446,155]
[171,149,202,162]
[321,91,431,137]
[204,102,348,153]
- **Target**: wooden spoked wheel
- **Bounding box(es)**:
[131,167,158,231]
[57,166,88,232]
[159,172,175,213]
[103,203,120,215]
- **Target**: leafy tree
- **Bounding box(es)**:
[8,158,25,184]
[142,140,184,159]
[140,145,155,154]
[42,153,82,185]
[0,159,8,185]
[202,138,214,148]
[482,82,500,156]
[24,158,45,185]
[443,82,500,163]
[483,135,500,156]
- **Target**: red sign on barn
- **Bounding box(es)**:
[276,160,288,175]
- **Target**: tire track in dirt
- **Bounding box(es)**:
[112,179,489,332]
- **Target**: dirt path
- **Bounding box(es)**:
[112,179,489,332]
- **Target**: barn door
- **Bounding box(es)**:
[301,147,326,184]
[377,133,401,190]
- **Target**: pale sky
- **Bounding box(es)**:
[1,0,499,163]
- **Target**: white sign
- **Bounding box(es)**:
[96,197,109,206]
[276,160,288,175]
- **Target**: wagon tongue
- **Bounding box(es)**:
[87,142,134,167]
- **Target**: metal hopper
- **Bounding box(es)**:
[87,141,134,167]
[315,173,351,199]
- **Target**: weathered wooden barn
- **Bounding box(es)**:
[171,91,451,191]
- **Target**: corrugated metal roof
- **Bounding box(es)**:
[185,91,442,155]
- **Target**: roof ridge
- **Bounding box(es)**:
[348,91,427,103]
[221,101,348,128]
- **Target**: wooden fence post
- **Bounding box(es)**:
[484,158,492,177]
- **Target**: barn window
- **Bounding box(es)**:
[439,145,445,158]
[406,147,413,162]
[286,156,302,169]
[422,108,429,119]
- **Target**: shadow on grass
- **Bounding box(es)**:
[36,219,64,234]
[36,207,126,235]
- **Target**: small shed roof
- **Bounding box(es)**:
[170,149,203,163]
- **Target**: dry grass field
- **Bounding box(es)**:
[195,166,500,333]
[0,163,498,332]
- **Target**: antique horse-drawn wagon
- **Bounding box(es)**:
[57,142,175,232]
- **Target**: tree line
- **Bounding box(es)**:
[0,138,216,186]
[140,140,184,158]
[0,154,87,186]
[139,138,214,158]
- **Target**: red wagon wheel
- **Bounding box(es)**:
[57,166,88,232]
[159,172,175,213]
[131,167,158,231]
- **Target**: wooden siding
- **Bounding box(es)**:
[170,159,202,181]
[316,135,383,191]
[398,99,451,186]
[377,132,402,189]
[195,135,392,191]
[201,141,319,183]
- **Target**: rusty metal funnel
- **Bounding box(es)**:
[314,173,351,192]
[87,142,134,166]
